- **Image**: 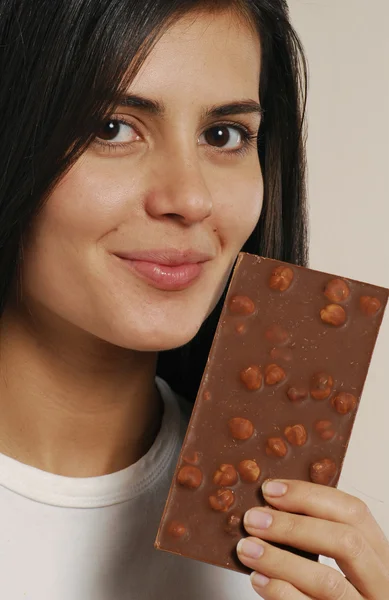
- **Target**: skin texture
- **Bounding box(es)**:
[0,9,263,477]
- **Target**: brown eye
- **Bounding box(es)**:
[97,120,121,141]
[95,119,138,144]
[200,125,244,150]
[205,126,231,147]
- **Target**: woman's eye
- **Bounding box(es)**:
[199,125,247,151]
[95,119,139,144]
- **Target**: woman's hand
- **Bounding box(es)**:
[236,479,389,599]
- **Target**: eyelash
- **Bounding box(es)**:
[92,118,259,157]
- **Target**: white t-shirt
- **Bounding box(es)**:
[0,377,261,600]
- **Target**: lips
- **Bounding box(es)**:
[112,249,213,291]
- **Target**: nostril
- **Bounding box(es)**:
[164,213,181,219]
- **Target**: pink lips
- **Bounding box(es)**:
[113,249,212,291]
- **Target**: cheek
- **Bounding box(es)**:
[202,167,264,317]
[49,158,136,235]
[213,166,264,252]
[20,159,136,311]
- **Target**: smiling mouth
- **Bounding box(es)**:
[112,249,213,291]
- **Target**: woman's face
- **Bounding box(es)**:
[20,9,263,351]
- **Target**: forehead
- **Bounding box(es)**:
[130,9,261,104]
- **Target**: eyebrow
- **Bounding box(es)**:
[118,94,263,119]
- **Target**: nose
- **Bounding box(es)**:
[144,154,213,225]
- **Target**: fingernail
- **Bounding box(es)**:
[237,538,264,559]
[262,480,288,497]
[250,572,270,588]
[245,509,273,529]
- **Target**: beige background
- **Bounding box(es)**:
[288,0,389,536]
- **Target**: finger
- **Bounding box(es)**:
[244,507,389,598]
[261,479,389,563]
[237,537,360,600]
[250,572,312,600]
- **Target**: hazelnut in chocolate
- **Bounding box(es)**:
[155,253,388,573]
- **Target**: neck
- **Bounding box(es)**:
[0,302,163,477]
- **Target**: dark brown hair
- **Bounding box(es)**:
[0,0,308,400]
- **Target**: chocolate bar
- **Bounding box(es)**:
[155,253,388,573]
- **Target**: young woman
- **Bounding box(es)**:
[0,1,388,598]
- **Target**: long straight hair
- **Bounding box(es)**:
[0,0,308,400]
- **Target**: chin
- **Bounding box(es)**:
[102,312,206,353]
[87,280,223,352]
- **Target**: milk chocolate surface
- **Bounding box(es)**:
[155,253,388,573]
